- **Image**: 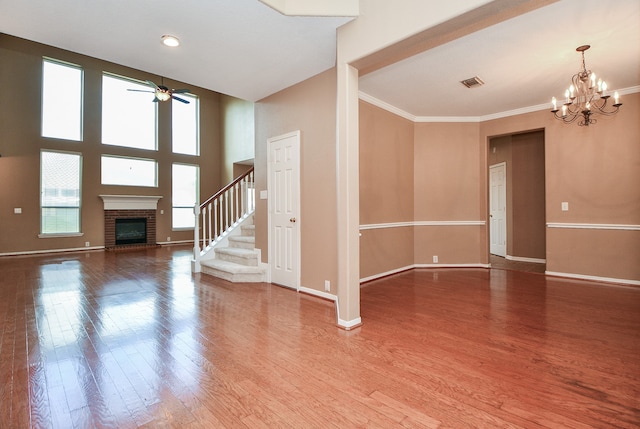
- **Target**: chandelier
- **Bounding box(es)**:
[551,45,622,126]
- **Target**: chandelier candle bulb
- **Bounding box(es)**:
[614,91,619,104]
[552,97,557,110]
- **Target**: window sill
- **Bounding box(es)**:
[171,227,195,232]
[38,232,84,239]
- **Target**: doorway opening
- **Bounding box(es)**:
[488,130,546,273]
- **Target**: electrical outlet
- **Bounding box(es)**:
[85,241,90,247]
[167,236,171,242]
[561,202,569,211]
[433,255,439,263]
[324,280,330,292]
[14,208,22,214]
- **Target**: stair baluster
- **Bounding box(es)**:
[193,168,255,267]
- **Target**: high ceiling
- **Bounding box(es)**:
[1,0,639,119]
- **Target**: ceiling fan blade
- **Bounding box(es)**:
[127,89,154,93]
[152,98,160,103]
[171,95,190,104]
[146,80,160,90]
[171,89,190,94]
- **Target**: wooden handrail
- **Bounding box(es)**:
[200,167,254,209]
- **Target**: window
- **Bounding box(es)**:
[41,151,82,235]
[172,93,199,155]
[101,155,157,187]
[42,58,83,141]
[172,163,199,229]
[102,73,157,150]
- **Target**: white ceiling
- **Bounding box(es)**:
[1,0,639,118]
[0,0,351,102]
[360,0,640,118]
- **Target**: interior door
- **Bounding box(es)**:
[490,162,507,257]
[268,131,300,289]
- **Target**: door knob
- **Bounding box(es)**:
[290,217,296,223]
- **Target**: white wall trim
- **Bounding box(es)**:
[361,263,489,283]
[547,223,640,231]
[0,246,104,257]
[506,255,546,264]
[360,220,485,230]
[415,263,491,269]
[359,85,640,124]
[157,240,193,245]
[99,195,162,210]
[546,271,640,287]
[299,286,337,302]
[358,92,416,121]
[337,315,362,330]
[361,265,414,283]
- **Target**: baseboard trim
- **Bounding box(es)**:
[545,271,640,287]
[360,220,485,230]
[337,316,362,330]
[361,263,490,283]
[0,246,104,257]
[506,255,546,264]
[299,286,336,302]
[157,240,193,246]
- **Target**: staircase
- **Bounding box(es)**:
[192,167,266,283]
[200,217,266,282]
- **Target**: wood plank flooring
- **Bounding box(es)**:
[0,245,638,428]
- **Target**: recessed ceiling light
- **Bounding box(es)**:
[161,35,180,47]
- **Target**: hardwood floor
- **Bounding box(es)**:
[1,245,638,428]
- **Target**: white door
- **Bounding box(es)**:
[489,162,507,257]
[268,131,300,289]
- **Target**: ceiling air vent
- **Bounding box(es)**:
[460,76,485,88]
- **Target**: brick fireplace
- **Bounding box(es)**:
[99,195,162,249]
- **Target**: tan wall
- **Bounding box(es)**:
[221,95,255,183]
[254,69,338,293]
[481,92,640,282]
[361,93,638,283]
[0,35,221,254]
[414,122,486,265]
[511,131,545,260]
[359,101,414,278]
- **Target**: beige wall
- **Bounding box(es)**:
[254,69,339,293]
[359,101,414,278]
[220,95,255,183]
[359,90,639,283]
[481,92,640,282]
[414,122,486,265]
[0,35,221,254]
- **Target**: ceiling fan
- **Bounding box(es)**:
[127,79,191,104]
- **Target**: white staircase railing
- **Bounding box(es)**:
[193,168,255,268]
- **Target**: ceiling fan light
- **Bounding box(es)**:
[161,35,180,47]
[155,91,171,101]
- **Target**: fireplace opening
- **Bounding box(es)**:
[115,218,147,245]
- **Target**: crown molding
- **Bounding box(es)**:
[359,85,640,124]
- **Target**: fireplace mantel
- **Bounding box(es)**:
[99,195,162,210]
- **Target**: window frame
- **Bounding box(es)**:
[171,162,200,230]
[39,149,83,238]
[172,93,200,156]
[101,72,158,151]
[41,57,84,142]
[100,154,159,187]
